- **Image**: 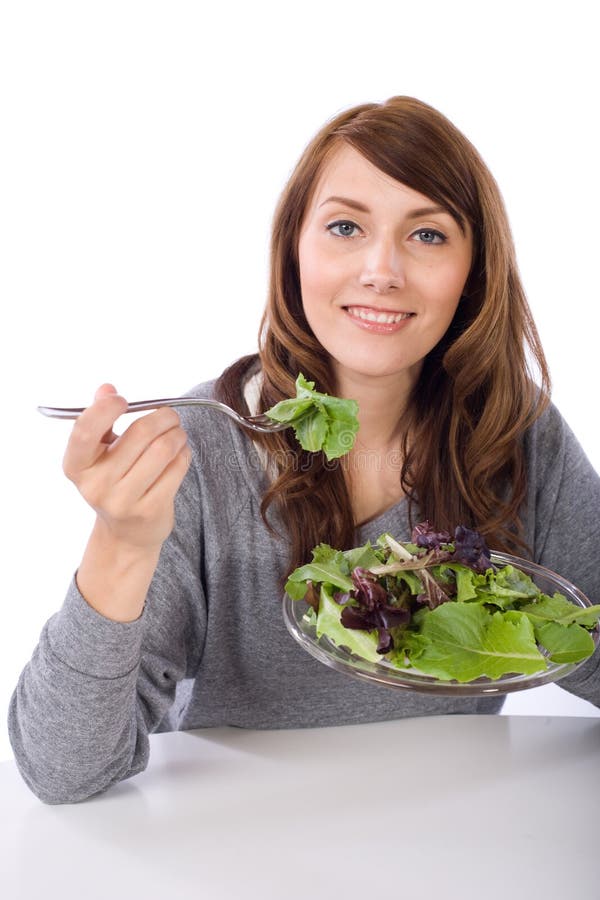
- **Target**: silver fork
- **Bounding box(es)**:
[37,398,291,433]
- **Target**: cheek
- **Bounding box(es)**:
[428,258,471,307]
[449,262,471,294]
[298,236,331,303]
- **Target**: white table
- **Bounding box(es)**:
[1,715,599,899]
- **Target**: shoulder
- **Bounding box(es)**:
[175,378,225,443]
[175,375,269,510]
[524,399,594,481]
[522,400,592,511]
[182,378,219,400]
[521,399,600,605]
[174,379,225,455]
[522,397,600,551]
[523,400,567,468]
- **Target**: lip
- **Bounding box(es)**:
[345,304,414,315]
[343,304,415,334]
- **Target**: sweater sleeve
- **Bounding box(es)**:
[7,455,206,805]
[525,404,600,707]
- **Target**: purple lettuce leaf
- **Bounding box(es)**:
[451,525,493,574]
[340,603,410,650]
[338,567,411,653]
[416,574,453,610]
[351,567,389,609]
[412,520,452,550]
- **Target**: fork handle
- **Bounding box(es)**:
[37,398,214,420]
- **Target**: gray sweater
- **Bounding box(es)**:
[8,381,600,803]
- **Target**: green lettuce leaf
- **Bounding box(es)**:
[519,593,600,629]
[311,543,350,571]
[396,570,425,596]
[405,604,546,682]
[285,541,355,598]
[342,542,381,570]
[285,561,354,594]
[266,373,359,460]
[323,411,360,459]
[390,629,430,665]
[284,578,309,601]
[446,565,479,602]
[316,585,380,662]
[293,408,329,454]
[534,622,596,664]
[263,397,314,421]
[474,565,540,608]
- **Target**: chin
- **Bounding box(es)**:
[332,354,420,382]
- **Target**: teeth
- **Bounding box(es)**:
[348,307,413,324]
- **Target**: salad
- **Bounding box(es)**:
[285,522,600,683]
[266,373,359,460]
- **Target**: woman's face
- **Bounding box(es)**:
[297,144,474,387]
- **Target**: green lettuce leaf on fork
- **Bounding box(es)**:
[266,373,359,460]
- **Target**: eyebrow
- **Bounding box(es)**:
[318,195,450,220]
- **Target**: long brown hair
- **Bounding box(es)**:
[217,96,550,570]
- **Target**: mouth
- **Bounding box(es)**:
[344,305,416,325]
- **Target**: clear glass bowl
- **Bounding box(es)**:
[282,552,599,696]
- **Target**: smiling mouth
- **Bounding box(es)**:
[344,306,416,325]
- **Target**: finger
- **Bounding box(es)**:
[111,426,190,503]
[64,391,129,475]
[94,384,123,443]
[97,407,185,484]
[100,440,191,529]
[101,428,120,446]
[94,383,119,400]
[137,442,192,508]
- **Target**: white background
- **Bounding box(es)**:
[1,0,598,762]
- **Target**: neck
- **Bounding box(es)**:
[333,364,421,451]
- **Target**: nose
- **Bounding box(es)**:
[359,236,405,293]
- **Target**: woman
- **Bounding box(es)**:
[9,97,600,803]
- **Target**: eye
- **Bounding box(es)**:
[326,220,361,238]
[412,228,446,244]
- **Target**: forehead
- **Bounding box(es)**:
[307,143,439,212]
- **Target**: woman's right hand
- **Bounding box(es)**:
[63,384,192,621]
[63,383,192,551]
